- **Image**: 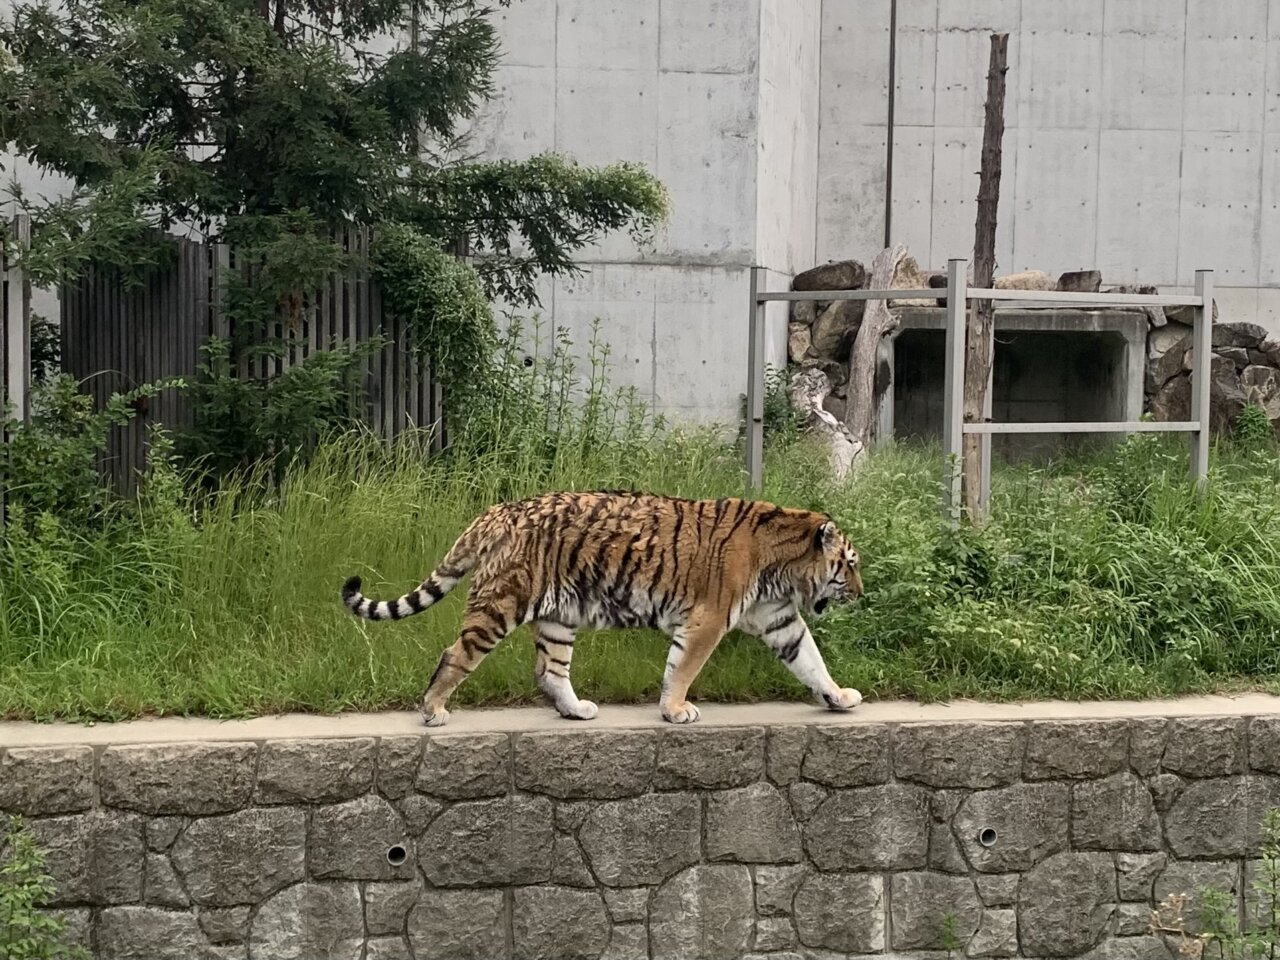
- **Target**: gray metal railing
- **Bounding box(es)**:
[746,261,1214,520]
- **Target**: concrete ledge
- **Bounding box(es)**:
[3,693,1279,747]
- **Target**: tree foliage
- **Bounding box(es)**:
[0,0,668,469]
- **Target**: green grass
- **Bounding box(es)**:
[4,324,1280,721]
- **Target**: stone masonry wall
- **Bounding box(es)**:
[4,715,1280,959]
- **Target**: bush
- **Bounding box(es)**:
[0,816,87,960]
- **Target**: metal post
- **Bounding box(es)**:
[1189,269,1214,490]
[745,266,765,496]
[3,215,30,424]
[941,258,967,524]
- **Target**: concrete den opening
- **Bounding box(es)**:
[876,307,1147,461]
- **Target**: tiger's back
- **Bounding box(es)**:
[342,489,865,726]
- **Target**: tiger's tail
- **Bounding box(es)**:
[342,531,478,622]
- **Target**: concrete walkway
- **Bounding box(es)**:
[3,693,1280,747]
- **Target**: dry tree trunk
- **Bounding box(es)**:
[843,243,910,450]
[963,33,1009,524]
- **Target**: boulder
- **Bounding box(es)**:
[792,259,866,291]
[1241,365,1280,421]
[1165,298,1220,326]
[1057,270,1102,293]
[1213,321,1269,350]
[787,322,812,362]
[810,300,864,360]
[994,270,1054,291]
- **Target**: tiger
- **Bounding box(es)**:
[340,490,865,726]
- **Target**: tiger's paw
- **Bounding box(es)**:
[561,699,598,721]
[421,705,450,727]
[661,701,701,724]
[823,687,862,711]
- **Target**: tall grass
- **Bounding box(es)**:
[2,321,1280,720]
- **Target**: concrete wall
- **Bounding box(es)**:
[4,706,1280,958]
[818,0,1280,330]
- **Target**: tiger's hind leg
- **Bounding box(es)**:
[659,611,726,724]
[532,620,597,720]
[420,592,518,726]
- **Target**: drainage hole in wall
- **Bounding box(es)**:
[386,844,408,866]
[978,827,998,847]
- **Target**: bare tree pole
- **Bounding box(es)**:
[843,243,909,452]
[963,32,1009,523]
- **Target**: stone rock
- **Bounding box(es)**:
[254,738,375,804]
[1018,852,1116,957]
[396,794,443,836]
[755,917,797,952]
[555,801,593,832]
[377,736,424,799]
[705,783,800,863]
[1212,354,1249,431]
[1164,298,1219,326]
[1221,345,1253,369]
[821,393,847,422]
[888,254,940,305]
[603,887,649,922]
[1024,720,1129,780]
[788,781,827,821]
[954,782,1070,873]
[1118,852,1168,901]
[976,874,1019,907]
[602,924,648,960]
[516,729,655,799]
[655,727,764,790]
[0,746,95,815]
[1080,937,1176,960]
[1117,902,1154,936]
[145,852,189,908]
[1072,773,1162,851]
[793,259,866,292]
[754,864,806,916]
[1130,719,1170,776]
[810,300,864,360]
[1163,718,1244,777]
[367,881,422,936]
[649,864,754,960]
[766,726,809,784]
[787,322,812,362]
[249,882,363,960]
[366,937,413,960]
[1149,373,1191,423]
[789,367,864,480]
[790,298,817,326]
[1154,860,1240,932]
[1058,270,1103,293]
[1251,717,1280,773]
[804,783,930,870]
[1240,365,1280,421]
[408,888,506,960]
[420,795,553,887]
[930,819,970,874]
[1247,776,1280,853]
[97,906,238,960]
[513,886,610,960]
[311,794,414,881]
[579,793,701,886]
[793,872,884,953]
[171,807,305,906]
[890,872,981,950]
[1147,329,1192,394]
[552,833,596,887]
[1214,320,1267,349]
[100,742,256,815]
[29,812,145,906]
[994,269,1054,291]
[969,908,1018,958]
[198,906,251,944]
[146,817,185,852]
[417,733,510,799]
[801,723,889,787]
[1166,778,1248,858]
[1148,773,1185,812]
[894,722,1024,788]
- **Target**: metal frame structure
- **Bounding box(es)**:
[746,262,1215,520]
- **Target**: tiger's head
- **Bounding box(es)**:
[797,517,864,617]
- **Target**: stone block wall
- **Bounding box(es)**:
[3,715,1280,959]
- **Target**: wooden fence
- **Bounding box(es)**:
[60,225,444,493]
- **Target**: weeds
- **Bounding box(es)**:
[0,816,87,960]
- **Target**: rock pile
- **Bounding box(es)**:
[786,257,1280,439]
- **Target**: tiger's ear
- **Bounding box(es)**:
[813,520,836,553]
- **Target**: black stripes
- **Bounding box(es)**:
[765,612,798,634]
[423,580,445,602]
[776,636,802,664]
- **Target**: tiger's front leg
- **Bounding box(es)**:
[744,602,861,711]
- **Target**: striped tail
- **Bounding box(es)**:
[341,571,459,621]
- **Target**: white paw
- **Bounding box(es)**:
[825,687,862,711]
[422,706,450,727]
[562,699,598,720]
[662,701,701,724]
